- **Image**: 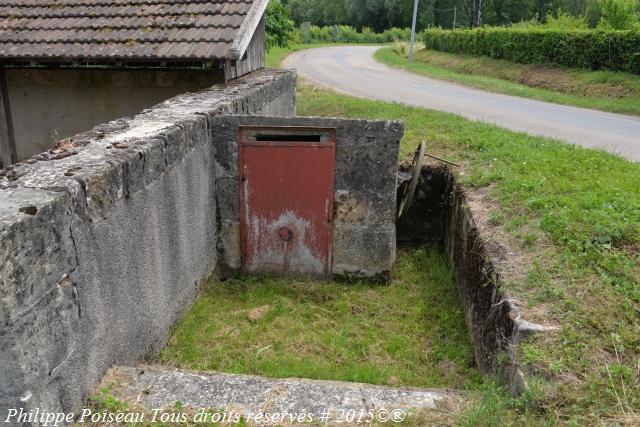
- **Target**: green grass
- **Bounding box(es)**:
[159,248,480,390]
[266,44,311,68]
[265,44,640,424]
[150,45,640,425]
[375,46,640,116]
[295,81,639,291]
[294,82,640,424]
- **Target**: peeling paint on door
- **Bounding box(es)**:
[238,127,336,277]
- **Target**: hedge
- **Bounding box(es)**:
[423,28,640,74]
[295,25,412,44]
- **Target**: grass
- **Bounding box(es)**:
[294,80,640,426]
[266,44,314,68]
[159,247,481,390]
[268,44,640,424]
[83,43,638,425]
[127,45,640,425]
[375,46,640,116]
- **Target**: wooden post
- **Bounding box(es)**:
[0,67,16,168]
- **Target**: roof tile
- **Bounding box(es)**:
[0,0,259,62]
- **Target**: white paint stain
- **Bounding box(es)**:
[246,209,325,275]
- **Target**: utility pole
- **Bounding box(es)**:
[409,0,419,63]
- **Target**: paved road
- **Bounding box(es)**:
[284,46,640,162]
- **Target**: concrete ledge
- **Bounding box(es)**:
[106,366,464,422]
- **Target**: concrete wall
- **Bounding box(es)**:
[399,165,554,395]
[0,69,296,419]
[5,68,226,161]
[211,116,403,281]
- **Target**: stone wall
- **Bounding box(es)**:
[0,69,296,418]
[209,116,403,281]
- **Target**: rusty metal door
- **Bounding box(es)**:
[238,126,336,277]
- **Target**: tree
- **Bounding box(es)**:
[595,0,639,28]
[266,0,296,50]
[281,0,601,30]
[557,0,589,16]
[486,0,531,25]
[534,0,554,21]
[473,0,486,26]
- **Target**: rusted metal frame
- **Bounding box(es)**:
[237,125,337,277]
[424,152,461,167]
[0,67,16,168]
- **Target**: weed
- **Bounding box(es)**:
[163,44,640,424]
[488,210,505,226]
[88,385,129,413]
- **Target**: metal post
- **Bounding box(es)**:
[453,6,457,30]
[409,0,419,63]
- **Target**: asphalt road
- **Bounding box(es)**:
[284,46,640,162]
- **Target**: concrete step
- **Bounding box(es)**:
[102,366,466,425]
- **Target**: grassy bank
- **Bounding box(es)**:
[272,44,639,425]
[159,248,480,390]
[295,81,639,426]
[375,46,640,116]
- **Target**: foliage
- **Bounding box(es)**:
[509,10,590,29]
[266,0,296,50]
[282,0,629,30]
[284,0,430,31]
[423,27,640,73]
[544,10,590,28]
[294,24,412,44]
[595,0,640,29]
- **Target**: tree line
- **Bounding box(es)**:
[282,0,639,30]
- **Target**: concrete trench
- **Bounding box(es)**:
[398,164,556,395]
[0,67,556,423]
[103,164,554,423]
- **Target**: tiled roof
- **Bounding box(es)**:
[0,0,266,62]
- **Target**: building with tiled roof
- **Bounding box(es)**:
[0,0,269,165]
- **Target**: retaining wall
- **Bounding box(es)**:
[399,165,553,394]
[0,69,296,417]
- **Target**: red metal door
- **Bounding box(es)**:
[239,127,336,277]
